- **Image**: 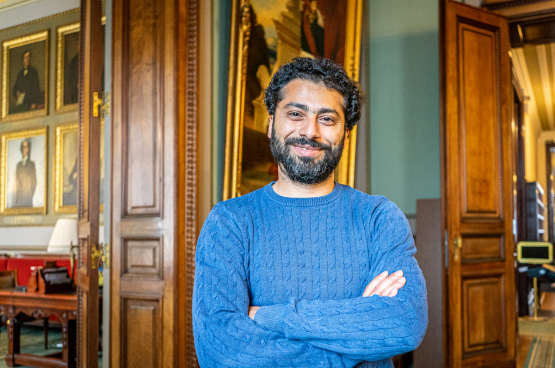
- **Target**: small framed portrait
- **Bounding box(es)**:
[54,123,78,213]
[0,127,47,215]
[1,30,49,122]
[56,23,80,113]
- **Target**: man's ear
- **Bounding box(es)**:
[267,115,274,139]
[345,127,350,141]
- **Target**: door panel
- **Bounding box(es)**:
[443,1,515,367]
[77,0,103,367]
[111,0,178,366]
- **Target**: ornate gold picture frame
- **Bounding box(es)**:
[223,0,363,200]
[0,127,48,215]
[54,123,78,213]
[1,30,49,122]
[55,22,80,113]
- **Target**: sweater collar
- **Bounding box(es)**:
[263,181,343,207]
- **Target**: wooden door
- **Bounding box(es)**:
[442,2,516,368]
[77,0,104,367]
[110,0,200,367]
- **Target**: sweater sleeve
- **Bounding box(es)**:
[192,204,360,368]
[253,201,428,362]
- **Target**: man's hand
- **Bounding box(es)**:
[248,306,260,320]
[362,270,406,297]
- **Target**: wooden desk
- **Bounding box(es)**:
[0,290,77,368]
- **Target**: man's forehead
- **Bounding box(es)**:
[278,79,345,109]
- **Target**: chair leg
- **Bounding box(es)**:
[44,318,49,350]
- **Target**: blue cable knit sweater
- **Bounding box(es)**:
[193,183,428,367]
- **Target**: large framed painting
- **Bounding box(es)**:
[0,127,47,215]
[54,123,78,213]
[56,22,80,113]
[223,0,363,199]
[1,30,49,122]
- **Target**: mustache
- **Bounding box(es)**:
[284,137,332,150]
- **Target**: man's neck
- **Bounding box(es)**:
[272,169,335,198]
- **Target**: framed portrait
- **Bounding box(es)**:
[223,0,363,200]
[1,30,49,122]
[0,127,47,215]
[54,123,78,213]
[56,23,80,113]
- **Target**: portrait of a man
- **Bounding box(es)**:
[1,30,48,120]
[54,123,78,213]
[1,128,46,214]
[11,50,42,113]
[14,139,37,207]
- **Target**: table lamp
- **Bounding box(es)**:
[47,219,78,254]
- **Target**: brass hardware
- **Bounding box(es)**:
[454,235,462,262]
[93,92,103,118]
[91,244,103,270]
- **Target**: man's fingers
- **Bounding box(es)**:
[369,270,404,296]
[379,277,406,297]
[362,271,388,297]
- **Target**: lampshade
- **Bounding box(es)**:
[47,218,78,253]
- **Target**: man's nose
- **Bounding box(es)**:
[298,115,320,140]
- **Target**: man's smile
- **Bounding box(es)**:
[291,144,323,157]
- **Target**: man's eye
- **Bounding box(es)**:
[289,112,302,117]
[321,117,335,123]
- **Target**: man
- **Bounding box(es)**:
[12,50,41,113]
[193,58,427,367]
[14,139,37,207]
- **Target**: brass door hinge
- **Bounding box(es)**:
[93,92,103,118]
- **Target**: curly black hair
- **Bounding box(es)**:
[264,57,361,131]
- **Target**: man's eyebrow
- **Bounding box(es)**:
[316,107,340,116]
[283,103,340,116]
[283,102,309,111]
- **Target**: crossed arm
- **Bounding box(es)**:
[249,270,407,319]
[192,202,428,367]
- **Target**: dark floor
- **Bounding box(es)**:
[0,324,63,368]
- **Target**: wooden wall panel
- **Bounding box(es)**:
[461,235,504,262]
[122,298,161,368]
[122,0,162,217]
[122,238,163,279]
[462,274,506,356]
[459,23,502,218]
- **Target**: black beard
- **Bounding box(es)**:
[270,127,345,185]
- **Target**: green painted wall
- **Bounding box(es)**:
[368,0,441,215]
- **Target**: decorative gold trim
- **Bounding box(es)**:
[0,8,79,34]
[54,122,78,214]
[0,126,48,215]
[1,30,49,122]
[55,22,80,113]
[223,0,364,199]
[335,0,363,186]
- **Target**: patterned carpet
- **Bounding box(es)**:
[0,325,63,368]
[525,337,555,368]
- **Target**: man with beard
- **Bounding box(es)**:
[193,58,427,367]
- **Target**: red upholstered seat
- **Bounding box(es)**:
[0,257,7,271]
[6,258,75,287]
[6,259,46,286]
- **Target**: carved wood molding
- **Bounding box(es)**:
[185,0,199,365]
[483,0,552,11]
[177,0,200,366]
